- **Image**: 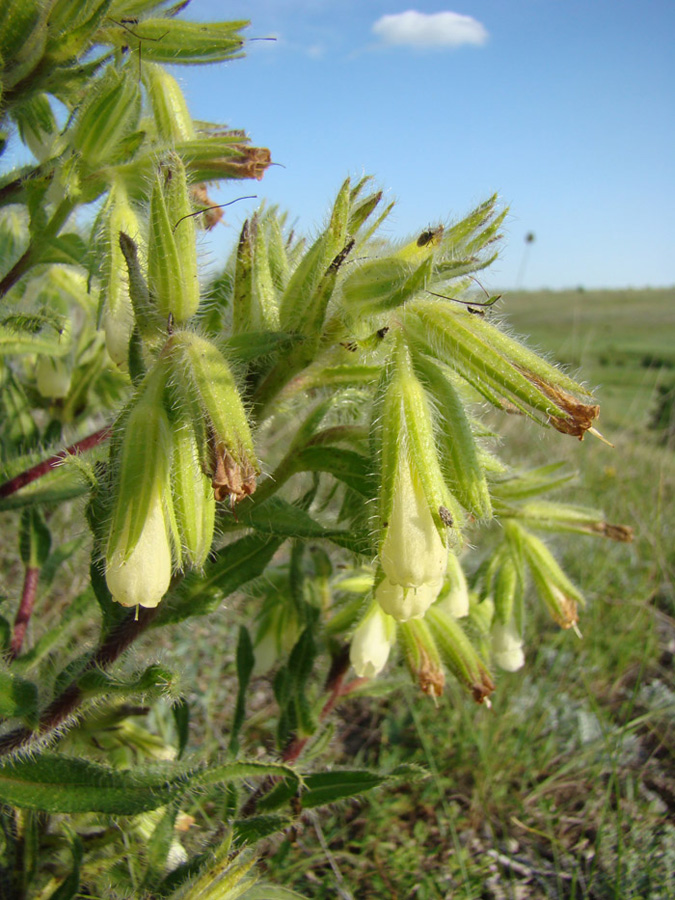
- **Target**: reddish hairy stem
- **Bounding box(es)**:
[281,673,367,765]
[8,566,40,661]
[0,606,159,756]
[0,426,112,499]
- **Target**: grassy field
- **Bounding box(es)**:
[249,287,675,899]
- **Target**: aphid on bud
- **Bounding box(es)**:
[416,225,444,247]
[439,506,454,527]
[377,326,390,339]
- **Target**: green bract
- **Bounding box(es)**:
[147,153,200,324]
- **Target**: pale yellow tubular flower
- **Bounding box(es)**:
[106,486,172,609]
[350,603,396,677]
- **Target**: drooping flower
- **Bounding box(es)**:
[491,620,525,672]
[106,484,172,608]
[350,603,396,678]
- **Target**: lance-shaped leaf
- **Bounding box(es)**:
[0,755,192,814]
[229,626,255,754]
[155,531,283,625]
[0,672,38,721]
[0,314,71,357]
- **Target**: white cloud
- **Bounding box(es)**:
[372,10,488,50]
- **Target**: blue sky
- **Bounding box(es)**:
[181,2,672,289]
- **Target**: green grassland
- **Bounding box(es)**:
[256,287,675,899]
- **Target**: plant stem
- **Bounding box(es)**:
[282,656,366,765]
[0,606,160,756]
[8,566,40,661]
[0,197,77,300]
[0,426,111,499]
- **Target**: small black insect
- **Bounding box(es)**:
[439,506,454,526]
[416,225,444,247]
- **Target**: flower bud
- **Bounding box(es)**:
[147,154,200,324]
[99,180,142,367]
[253,597,302,675]
[0,0,48,91]
[13,92,57,162]
[100,18,247,65]
[350,602,396,678]
[491,620,525,672]
[71,65,141,170]
[232,215,280,334]
[399,617,445,698]
[517,524,583,629]
[169,332,259,503]
[171,420,215,570]
[142,62,195,143]
[426,606,495,704]
[278,177,350,333]
[405,299,600,439]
